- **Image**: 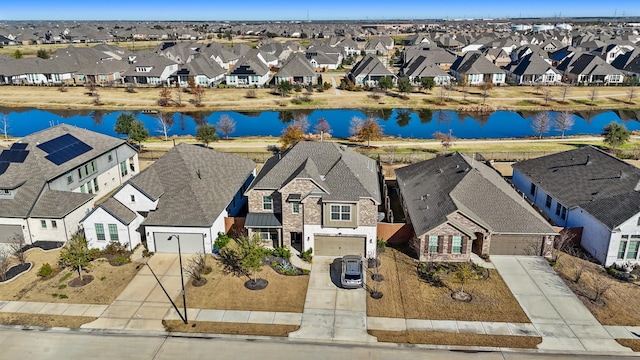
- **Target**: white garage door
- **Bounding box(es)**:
[314,235,365,257]
[153,232,205,254]
[0,225,22,243]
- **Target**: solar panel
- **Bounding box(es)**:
[0,162,8,176]
[0,149,28,163]
[10,143,28,150]
[37,133,93,166]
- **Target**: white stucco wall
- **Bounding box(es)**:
[113,184,158,213]
[28,200,93,242]
[302,224,377,258]
[567,207,612,265]
[82,207,144,251]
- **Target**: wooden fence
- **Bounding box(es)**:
[377,223,414,244]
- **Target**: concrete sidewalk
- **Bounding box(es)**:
[492,256,631,352]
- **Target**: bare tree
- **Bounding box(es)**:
[542,88,553,106]
[184,252,208,285]
[554,229,576,252]
[480,82,493,105]
[0,113,9,140]
[572,263,586,283]
[216,114,236,139]
[561,84,570,103]
[554,111,575,138]
[628,86,637,104]
[531,111,551,139]
[0,248,11,282]
[588,87,598,106]
[9,233,26,264]
[293,116,310,133]
[156,112,173,141]
[384,146,398,164]
[192,85,205,106]
[590,272,612,303]
[349,116,365,138]
[174,89,183,107]
[438,85,448,105]
[434,129,455,152]
[313,118,331,141]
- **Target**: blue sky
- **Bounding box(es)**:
[1,1,637,21]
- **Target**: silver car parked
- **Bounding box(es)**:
[341,255,363,289]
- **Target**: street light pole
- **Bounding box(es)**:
[168,235,187,324]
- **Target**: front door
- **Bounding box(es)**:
[291,232,302,252]
[473,232,484,255]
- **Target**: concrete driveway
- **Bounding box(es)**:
[491,256,630,352]
[289,256,376,342]
[82,254,188,332]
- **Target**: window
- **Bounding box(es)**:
[560,206,567,220]
[93,178,99,192]
[428,235,439,253]
[41,220,47,229]
[130,195,136,202]
[452,236,463,254]
[292,201,300,214]
[80,184,86,193]
[330,205,351,221]
[86,180,93,194]
[530,183,536,196]
[120,161,128,177]
[108,151,113,162]
[555,203,562,216]
[95,224,106,241]
[51,220,57,229]
[78,168,84,180]
[108,224,118,241]
[637,217,640,226]
[67,172,73,184]
[627,241,640,260]
[545,195,552,208]
[262,196,273,210]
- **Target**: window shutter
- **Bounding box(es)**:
[438,235,444,253]
[461,236,467,254]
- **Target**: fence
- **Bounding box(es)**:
[377,223,413,244]
[224,217,246,236]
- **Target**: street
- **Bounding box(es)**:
[0,329,634,360]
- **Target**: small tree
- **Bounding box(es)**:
[590,272,612,303]
[277,80,293,97]
[627,86,637,104]
[542,88,553,106]
[531,111,551,139]
[397,77,413,98]
[187,77,197,93]
[114,113,136,140]
[0,113,9,140]
[420,77,435,93]
[9,233,27,264]
[192,85,205,106]
[174,89,183,107]
[433,129,455,152]
[554,111,574,138]
[12,50,23,59]
[0,248,11,282]
[480,82,493,105]
[184,252,208,285]
[279,123,305,150]
[217,114,236,139]
[458,78,469,102]
[156,112,173,141]
[59,233,97,282]
[377,76,394,92]
[196,124,219,147]
[158,87,173,106]
[36,49,50,59]
[561,84,571,103]
[588,87,598,106]
[453,263,476,295]
[355,118,383,147]
[314,118,331,141]
[129,120,149,146]
[237,235,266,286]
[438,84,449,104]
[603,122,630,151]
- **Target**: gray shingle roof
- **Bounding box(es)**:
[248,142,381,204]
[98,197,138,225]
[349,54,394,79]
[396,153,555,237]
[131,143,255,227]
[275,53,315,78]
[507,53,561,76]
[451,52,505,75]
[30,190,93,218]
[513,146,640,229]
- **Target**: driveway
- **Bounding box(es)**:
[289,256,375,342]
[491,256,630,352]
[82,254,188,332]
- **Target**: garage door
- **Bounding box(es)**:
[314,235,365,257]
[153,232,205,254]
[490,234,543,255]
[0,225,22,243]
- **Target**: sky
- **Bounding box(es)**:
[0,0,637,21]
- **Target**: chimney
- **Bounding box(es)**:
[196,169,201,179]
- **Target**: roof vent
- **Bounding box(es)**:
[437,168,443,173]
[585,154,591,166]
[196,169,201,179]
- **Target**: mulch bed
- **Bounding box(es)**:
[245,278,268,290]
[20,241,63,252]
[68,275,94,287]
[264,255,309,276]
[0,262,33,283]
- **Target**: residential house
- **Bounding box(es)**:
[244,142,382,258]
[305,45,343,70]
[174,54,226,87]
[0,125,138,245]
[273,53,318,85]
[612,48,640,79]
[397,55,452,86]
[396,153,556,262]
[336,38,361,57]
[364,38,390,56]
[402,46,457,70]
[202,43,241,70]
[558,53,625,85]
[0,57,76,85]
[53,46,129,86]
[348,54,396,87]
[504,53,563,85]
[226,50,271,87]
[122,52,179,86]
[512,146,640,266]
[82,144,255,253]
[449,52,506,85]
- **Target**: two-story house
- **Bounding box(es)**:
[512,146,640,266]
[244,142,382,258]
[81,143,255,252]
[0,125,138,245]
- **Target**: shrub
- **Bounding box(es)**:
[272,246,291,260]
[214,232,231,251]
[301,248,313,262]
[114,255,131,266]
[102,242,128,256]
[246,89,257,98]
[58,284,67,290]
[38,263,54,278]
[376,238,386,250]
[59,294,68,299]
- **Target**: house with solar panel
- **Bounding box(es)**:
[81,144,255,253]
[0,125,138,246]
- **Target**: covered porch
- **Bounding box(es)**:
[245,213,282,248]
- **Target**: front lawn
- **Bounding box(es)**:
[367,247,529,323]
[163,320,298,336]
[369,330,542,348]
[0,313,96,328]
[175,255,308,313]
[554,250,640,326]
[0,248,140,304]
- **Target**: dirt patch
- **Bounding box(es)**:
[554,251,640,325]
[176,255,308,312]
[370,330,542,348]
[617,339,640,351]
[0,313,96,328]
[0,249,140,304]
[68,275,94,287]
[367,247,529,323]
[163,320,298,336]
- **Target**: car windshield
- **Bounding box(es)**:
[345,274,361,280]
[345,260,361,275]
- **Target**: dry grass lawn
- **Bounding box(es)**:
[163,320,298,336]
[0,313,96,328]
[175,255,308,313]
[617,339,640,351]
[367,247,529,323]
[369,330,542,348]
[0,248,140,304]
[554,251,640,326]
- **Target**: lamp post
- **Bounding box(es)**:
[168,235,187,324]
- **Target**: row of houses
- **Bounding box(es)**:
[2,125,636,268]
